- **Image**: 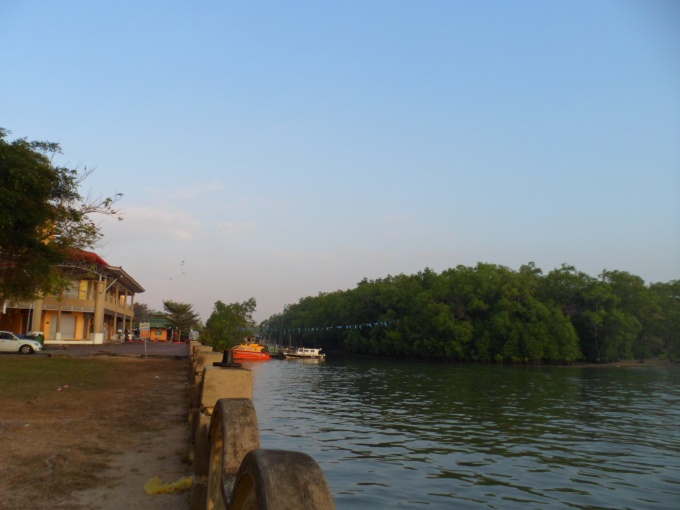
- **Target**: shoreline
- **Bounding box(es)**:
[572,358,678,368]
[327,351,678,368]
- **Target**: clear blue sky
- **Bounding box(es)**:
[2,1,679,322]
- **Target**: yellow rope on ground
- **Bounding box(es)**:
[144,475,193,494]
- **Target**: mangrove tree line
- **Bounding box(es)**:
[261,263,679,363]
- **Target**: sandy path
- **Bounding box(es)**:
[0,356,192,510]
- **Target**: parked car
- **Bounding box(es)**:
[0,331,43,354]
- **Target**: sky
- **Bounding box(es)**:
[1,0,679,323]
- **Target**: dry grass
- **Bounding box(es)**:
[0,355,191,510]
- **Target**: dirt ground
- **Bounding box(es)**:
[0,354,192,510]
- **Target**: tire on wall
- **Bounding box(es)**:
[230,449,335,510]
[206,398,260,510]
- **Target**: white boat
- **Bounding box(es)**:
[284,347,325,360]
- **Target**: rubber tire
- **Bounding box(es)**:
[19,345,33,354]
[230,449,335,510]
[207,399,260,510]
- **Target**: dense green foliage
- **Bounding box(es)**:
[133,302,156,322]
[203,298,257,350]
[262,263,680,363]
[162,300,200,340]
[0,128,121,302]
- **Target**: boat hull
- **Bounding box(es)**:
[285,355,325,360]
[232,349,271,361]
[283,347,325,360]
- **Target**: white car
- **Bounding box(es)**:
[0,331,43,354]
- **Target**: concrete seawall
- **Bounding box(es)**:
[188,342,336,509]
[38,341,335,508]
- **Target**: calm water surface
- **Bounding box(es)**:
[243,357,680,509]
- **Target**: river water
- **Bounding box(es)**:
[243,356,680,509]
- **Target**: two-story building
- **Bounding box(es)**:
[0,250,144,344]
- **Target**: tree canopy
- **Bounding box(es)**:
[262,263,679,364]
[203,298,257,350]
[162,300,200,339]
[133,302,160,323]
[0,128,121,302]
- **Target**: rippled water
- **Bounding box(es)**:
[243,357,680,509]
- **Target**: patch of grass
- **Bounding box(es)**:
[0,357,120,401]
[0,356,190,510]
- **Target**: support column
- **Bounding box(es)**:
[112,283,119,341]
[31,298,44,333]
[124,291,131,335]
[55,292,63,341]
[128,292,135,336]
[92,279,105,344]
[113,311,119,340]
[121,290,127,339]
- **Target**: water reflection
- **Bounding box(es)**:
[243,357,680,509]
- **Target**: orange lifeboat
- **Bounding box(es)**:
[231,339,271,361]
